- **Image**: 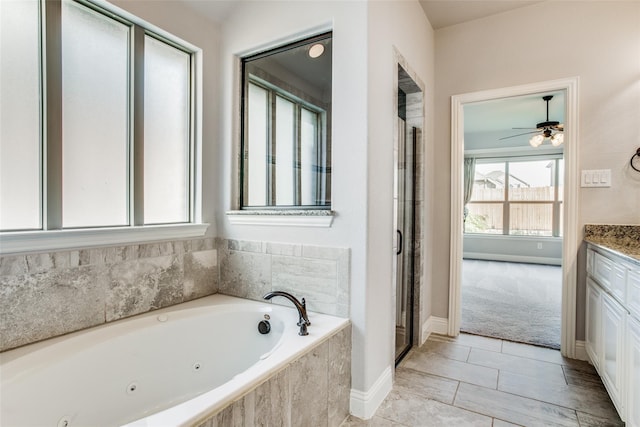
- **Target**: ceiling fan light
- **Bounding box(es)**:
[529,134,544,147]
[551,133,564,146]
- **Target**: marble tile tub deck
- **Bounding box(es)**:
[343,334,623,427]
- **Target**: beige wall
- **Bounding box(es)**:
[432,1,640,338]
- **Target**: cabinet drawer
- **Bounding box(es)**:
[587,248,595,276]
[593,252,614,291]
[610,263,627,304]
[629,269,640,321]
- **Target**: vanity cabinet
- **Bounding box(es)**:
[628,315,640,427]
[586,244,640,423]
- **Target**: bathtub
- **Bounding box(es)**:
[1,294,349,427]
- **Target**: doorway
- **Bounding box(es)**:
[449,78,580,358]
[394,64,423,364]
[461,93,565,348]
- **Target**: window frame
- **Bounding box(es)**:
[0,0,205,254]
[465,154,563,238]
[242,78,327,208]
[239,32,332,211]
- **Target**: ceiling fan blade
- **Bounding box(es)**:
[499,131,541,140]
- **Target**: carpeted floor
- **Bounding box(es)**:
[461,259,562,349]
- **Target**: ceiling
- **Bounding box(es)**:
[465,92,565,133]
[179,0,543,29]
[418,1,543,29]
[464,91,566,150]
[177,0,559,147]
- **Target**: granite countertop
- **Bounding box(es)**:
[584,224,640,264]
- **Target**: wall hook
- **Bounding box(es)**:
[631,147,640,173]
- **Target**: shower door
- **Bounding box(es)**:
[394,117,416,364]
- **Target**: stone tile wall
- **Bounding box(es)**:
[196,323,351,427]
[0,238,217,351]
[217,238,350,318]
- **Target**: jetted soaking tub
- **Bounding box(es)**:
[0,294,348,426]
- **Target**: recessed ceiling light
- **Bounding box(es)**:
[308,43,324,59]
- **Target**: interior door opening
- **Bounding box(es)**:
[449,77,580,358]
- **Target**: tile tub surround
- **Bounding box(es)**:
[217,238,350,318]
[584,224,640,262]
[0,238,217,352]
[196,323,351,427]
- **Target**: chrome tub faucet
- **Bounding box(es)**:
[263,291,311,336]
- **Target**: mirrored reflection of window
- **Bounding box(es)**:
[241,33,332,209]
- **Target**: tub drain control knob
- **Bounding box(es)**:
[258,320,271,335]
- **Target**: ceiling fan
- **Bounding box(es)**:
[500,95,564,147]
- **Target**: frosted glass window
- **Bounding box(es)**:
[0,0,41,230]
[143,36,190,224]
[61,0,129,228]
[275,96,295,205]
[300,108,318,206]
[246,83,268,206]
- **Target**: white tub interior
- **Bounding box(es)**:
[1,294,349,427]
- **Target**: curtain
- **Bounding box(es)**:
[463,157,476,223]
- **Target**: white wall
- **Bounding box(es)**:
[463,235,563,266]
[366,0,435,387]
[215,0,435,412]
[214,0,371,396]
[433,1,640,338]
[102,0,436,415]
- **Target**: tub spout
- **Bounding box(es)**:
[263,291,311,336]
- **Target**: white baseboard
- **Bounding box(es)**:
[421,316,449,345]
[574,340,588,361]
[463,252,562,266]
[349,366,393,419]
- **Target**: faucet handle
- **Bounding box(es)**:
[300,298,311,326]
[298,322,309,336]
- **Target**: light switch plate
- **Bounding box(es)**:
[581,169,611,187]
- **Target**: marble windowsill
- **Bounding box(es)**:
[226,210,334,227]
[584,224,640,264]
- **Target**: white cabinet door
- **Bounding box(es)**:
[628,316,640,427]
[601,292,626,418]
[586,278,602,370]
[628,269,640,321]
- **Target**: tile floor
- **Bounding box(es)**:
[342,333,623,427]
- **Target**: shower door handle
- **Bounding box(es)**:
[396,230,403,255]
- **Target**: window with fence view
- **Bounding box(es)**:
[464,157,563,237]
